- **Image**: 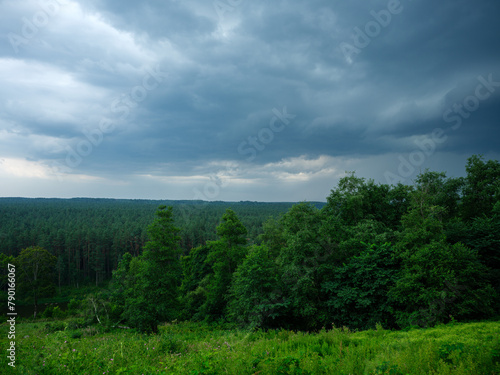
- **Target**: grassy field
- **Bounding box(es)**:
[0,320,499,374]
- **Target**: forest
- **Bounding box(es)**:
[1,154,499,334]
[0,199,303,287]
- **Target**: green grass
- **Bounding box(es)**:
[0,320,499,374]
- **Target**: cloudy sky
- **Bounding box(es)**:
[0,0,499,201]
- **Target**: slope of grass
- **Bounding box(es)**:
[0,320,499,374]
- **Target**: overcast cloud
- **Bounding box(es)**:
[0,0,499,201]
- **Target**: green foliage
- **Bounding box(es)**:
[324,173,410,230]
[41,305,66,319]
[390,240,495,327]
[193,209,249,321]
[2,154,500,336]
[215,208,248,247]
[395,187,447,254]
[110,205,183,333]
[259,216,286,257]
[388,177,498,327]
[180,244,212,320]
[15,246,57,318]
[277,202,326,329]
[70,330,83,339]
[0,198,295,288]
[141,205,182,323]
[228,245,284,328]
[119,254,158,333]
[438,342,466,364]
[2,320,500,374]
[322,243,400,330]
[67,298,82,314]
[446,205,500,298]
[108,252,132,321]
[415,170,464,222]
[375,361,404,375]
[461,154,500,221]
[44,321,66,333]
[65,317,87,331]
[276,356,312,375]
[82,293,111,326]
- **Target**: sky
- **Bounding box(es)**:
[0,0,499,202]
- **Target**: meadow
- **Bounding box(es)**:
[0,319,499,374]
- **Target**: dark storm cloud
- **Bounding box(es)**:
[0,0,499,200]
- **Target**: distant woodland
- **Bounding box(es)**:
[0,199,302,286]
[1,154,499,333]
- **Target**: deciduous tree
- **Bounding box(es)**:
[16,246,56,318]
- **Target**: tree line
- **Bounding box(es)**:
[2,154,499,333]
[109,154,500,332]
[0,199,299,288]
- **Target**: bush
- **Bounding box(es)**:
[160,334,185,354]
[41,305,54,319]
[44,321,65,333]
[65,318,87,331]
[67,298,82,314]
[438,342,465,364]
[53,305,66,319]
[70,330,82,339]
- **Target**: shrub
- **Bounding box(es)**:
[65,318,86,331]
[52,305,66,319]
[67,298,82,314]
[41,305,54,319]
[44,321,65,332]
[70,330,82,339]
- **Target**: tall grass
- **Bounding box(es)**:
[0,320,498,374]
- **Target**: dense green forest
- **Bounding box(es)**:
[0,199,304,286]
[1,154,499,334]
